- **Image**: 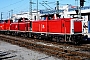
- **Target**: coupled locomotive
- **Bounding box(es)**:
[0,14,86,44]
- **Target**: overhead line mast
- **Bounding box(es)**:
[1,12,3,20]
[42,1,53,10]
[56,1,59,14]
[30,0,32,20]
[37,0,38,20]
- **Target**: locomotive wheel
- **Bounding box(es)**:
[38,36,42,40]
[56,37,60,42]
[29,33,32,38]
[24,34,27,38]
[48,37,52,41]
[74,41,78,44]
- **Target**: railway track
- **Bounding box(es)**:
[0,34,90,60]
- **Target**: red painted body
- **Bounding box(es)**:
[18,19,31,31]
[4,20,12,30]
[48,20,62,33]
[32,21,39,32]
[10,18,30,31]
[0,17,85,44]
[61,18,71,34]
[19,22,27,31]
[0,20,12,30]
[74,21,82,33]
[32,15,82,35]
[27,21,31,31]
[10,23,18,30]
[32,18,71,34]
[32,20,48,32]
[39,20,48,32]
[0,16,82,40]
[0,23,4,30]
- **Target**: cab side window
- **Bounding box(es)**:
[48,16,52,20]
[41,17,46,20]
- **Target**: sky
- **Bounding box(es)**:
[0,0,90,19]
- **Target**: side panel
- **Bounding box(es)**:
[10,23,14,30]
[32,20,48,32]
[65,20,70,33]
[61,18,71,34]
[27,21,31,31]
[74,21,82,33]
[32,21,39,32]
[10,23,18,30]
[39,21,47,32]
[19,23,27,31]
[48,20,61,33]
[5,23,11,30]
[0,23,4,30]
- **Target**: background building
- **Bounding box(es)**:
[12,10,42,21]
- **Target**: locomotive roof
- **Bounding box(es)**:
[18,18,28,20]
[41,14,60,17]
[0,20,4,23]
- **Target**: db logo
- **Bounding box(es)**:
[42,25,45,28]
[16,25,17,28]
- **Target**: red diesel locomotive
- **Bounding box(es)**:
[0,14,85,44]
